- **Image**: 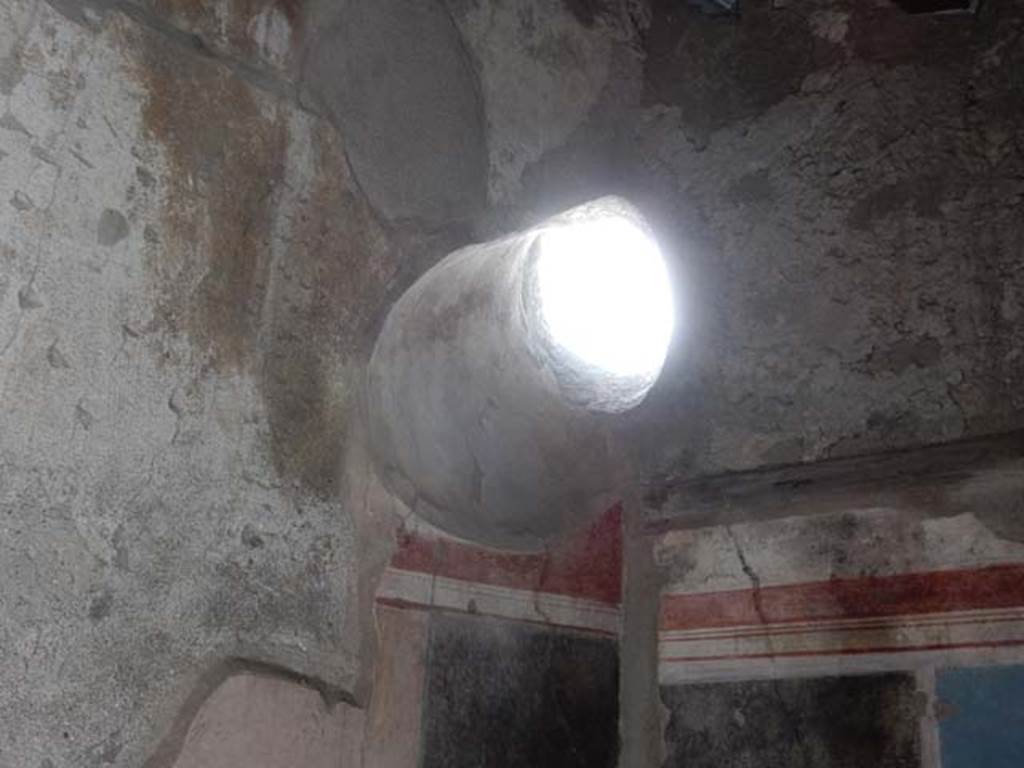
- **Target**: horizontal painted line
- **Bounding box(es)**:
[660,563,1024,631]
[660,610,1024,644]
[376,597,619,637]
[376,568,621,635]
[661,638,1024,664]
[659,645,1024,685]
[660,602,1024,672]
[389,505,622,604]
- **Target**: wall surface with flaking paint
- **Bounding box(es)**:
[480,0,1024,486]
[2,0,1023,765]
[655,506,1024,767]
[0,2,626,763]
[0,0,405,764]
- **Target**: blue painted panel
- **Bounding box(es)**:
[937,664,1024,768]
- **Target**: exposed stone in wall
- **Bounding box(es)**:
[0,0,403,765]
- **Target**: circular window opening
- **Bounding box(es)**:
[524,197,675,413]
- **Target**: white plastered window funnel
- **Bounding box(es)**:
[367,196,676,549]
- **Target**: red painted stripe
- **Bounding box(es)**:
[661,613,1024,644]
[389,504,623,605]
[660,564,1024,631]
[662,607,1024,639]
[662,638,1024,663]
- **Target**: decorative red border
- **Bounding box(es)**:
[388,504,623,605]
[660,563,1024,631]
[661,638,1024,663]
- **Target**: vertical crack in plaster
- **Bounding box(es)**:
[725,524,813,768]
[532,547,555,625]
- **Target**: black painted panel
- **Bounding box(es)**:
[661,673,921,768]
[893,0,973,14]
[421,613,619,768]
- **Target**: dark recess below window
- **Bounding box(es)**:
[892,0,975,14]
[420,613,619,768]
[661,673,922,768]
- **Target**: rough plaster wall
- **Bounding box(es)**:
[0,0,405,765]
[2,0,1022,764]
[447,4,1023,766]
[657,510,1024,594]
[445,0,647,227]
[131,0,302,77]
[627,0,1024,479]
[302,0,488,225]
[446,0,617,204]
[461,0,1024,482]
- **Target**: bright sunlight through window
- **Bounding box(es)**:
[535,214,675,381]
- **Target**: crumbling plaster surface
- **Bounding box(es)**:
[2,0,1023,765]
[0,0,405,764]
[657,510,1024,594]
[628,1,1024,480]
[446,5,1023,766]
[302,0,488,224]
[467,0,1024,484]
[17,0,1020,493]
[444,0,621,204]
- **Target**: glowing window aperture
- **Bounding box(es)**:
[535,215,674,381]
